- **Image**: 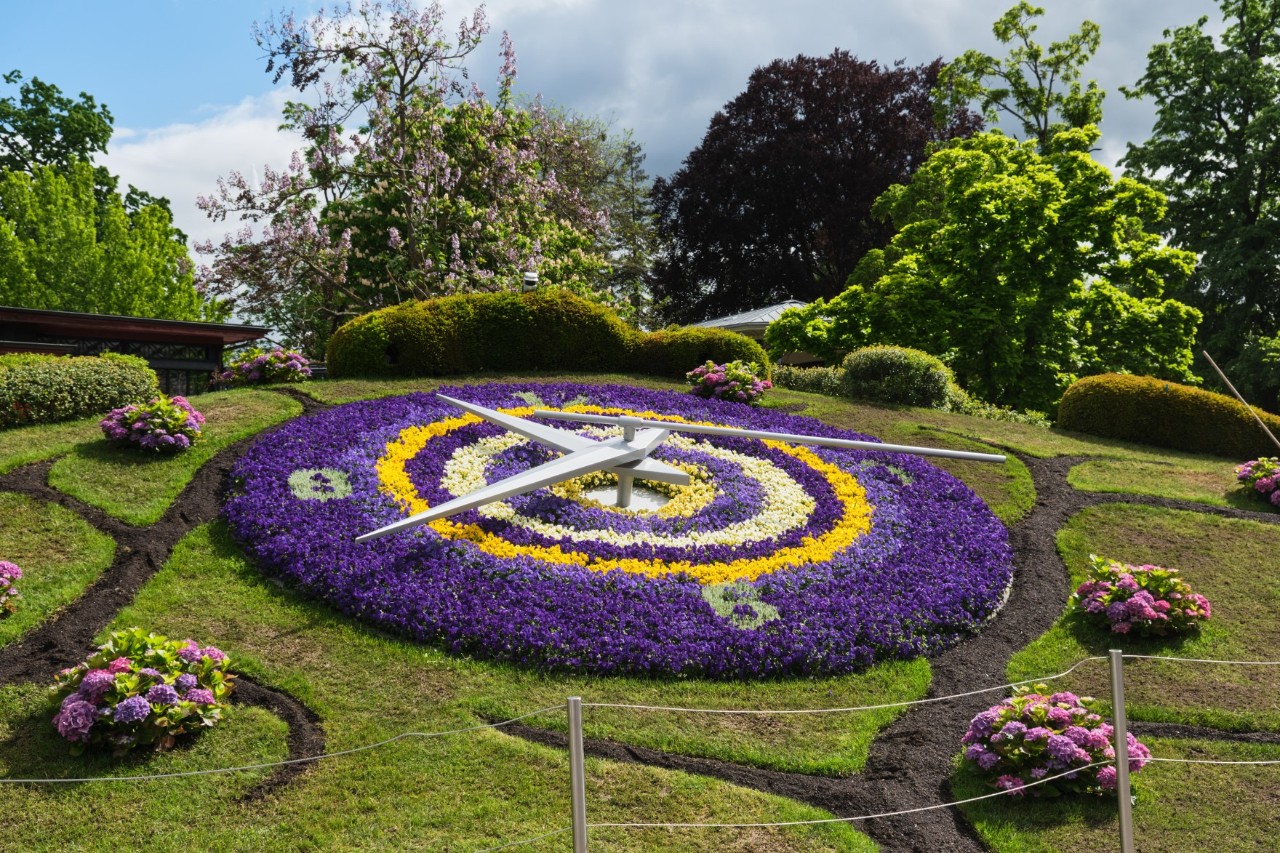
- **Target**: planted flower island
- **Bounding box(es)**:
[225,383,1014,678]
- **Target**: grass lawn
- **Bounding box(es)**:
[2,375,1277,850]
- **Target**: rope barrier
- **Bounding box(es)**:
[1146,757,1280,766]
[0,704,563,785]
[473,826,573,851]
[1123,654,1280,666]
[584,657,1108,715]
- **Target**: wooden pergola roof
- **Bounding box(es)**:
[0,306,268,348]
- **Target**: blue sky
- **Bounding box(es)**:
[4,0,1224,249]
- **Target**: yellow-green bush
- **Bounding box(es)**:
[0,353,158,428]
[840,345,961,409]
[630,327,769,380]
[326,290,770,381]
[1058,373,1280,458]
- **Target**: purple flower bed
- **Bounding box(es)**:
[224,382,1013,678]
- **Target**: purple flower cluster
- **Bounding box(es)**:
[224,382,1014,678]
[962,685,1152,796]
[50,628,234,755]
[213,347,311,388]
[1072,555,1211,637]
[1236,457,1280,508]
[0,559,21,616]
[99,395,205,452]
[686,360,772,405]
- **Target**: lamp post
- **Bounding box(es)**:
[522,271,538,292]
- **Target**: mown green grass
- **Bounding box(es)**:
[0,522,876,851]
[954,737,1280,852]
[1068,456,1276,512]
[46,389,301,525]
[0,492,115,648]
[1008,504,1280,732]
[0,414,103,475]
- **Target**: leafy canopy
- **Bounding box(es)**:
[649,50,980,325]
[766,128,1201,413]
[936,2,1103,149]
[1121,0,1280,409]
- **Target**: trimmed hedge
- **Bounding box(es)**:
[0,353,158,428]
[840,345,961,409]
[326,290,770,381]
[632,326,769,380]
[1058,373,1280,458]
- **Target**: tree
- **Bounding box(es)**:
[936,2,1103,150]
[0,161,210,320]
[1121,0,1280,407]
[648,50,981,326]
[767,128,1201,413]
[197,0,615,355]
[0,72,215,320]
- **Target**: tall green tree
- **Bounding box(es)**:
[0,71,215,320]
[1121,0,1280,407]
[0,161,208,319]
[936,2,1103,150]
[767,128,1201,413]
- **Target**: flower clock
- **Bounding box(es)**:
[225,383,1014,678]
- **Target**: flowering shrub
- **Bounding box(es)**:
[962,684,1151,796]
[0,560,21,616]
[100,394,205,452]
[686,360,772,405]
[1236,457,1280,508]
[213,347,311,388]
[1071,555,1211,637]
[50,627,234,755]
[225,382,1014,678]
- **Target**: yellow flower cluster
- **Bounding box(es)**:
[375,406,874,585]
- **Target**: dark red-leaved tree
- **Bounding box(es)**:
[650,51,981,325]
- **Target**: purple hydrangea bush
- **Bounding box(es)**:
[1236,457,1280,508]
[1071,555,1211,637]
[686,360,772,405]
[213,347,311,388]
[962,684,1152,796]
[224,382,1014,678]
[99,394,205,452]
[51,627,234,755]
[0,560,21,616]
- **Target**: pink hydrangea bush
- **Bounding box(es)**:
[962,684,1151,796]
[51,627,235,755]
[0,560,21,616]
[1236,457,1280,508]
[213,347,311,388]
[1071,555,1211,637]
[686,360,772,405]
[100,394,205,452]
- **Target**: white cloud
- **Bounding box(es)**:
[101,90,305,251]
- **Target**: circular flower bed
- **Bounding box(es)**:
[225,382,1013,678]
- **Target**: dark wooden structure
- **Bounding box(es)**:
[0,306,268,395]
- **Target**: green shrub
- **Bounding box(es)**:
[1058,373,1280,458]
[772,365,845,397]
[631,326,769,381]
[0,353,158,428]
[326,289,640,377]
[839,345,960,409]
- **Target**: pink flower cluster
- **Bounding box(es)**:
[50,628,234,755]
[99,395,205,452]
[686,360,772,405]
[0,560,21,616]
[962,685,1151,796]
[1236,457,1280,507]
[213,347,311,388]
[1072,555,1210,637]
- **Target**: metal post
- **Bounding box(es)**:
[1109,650,1136,853]
[568,696,588,853]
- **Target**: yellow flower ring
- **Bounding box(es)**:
[376,406,873,585]
[225,382,1014,678]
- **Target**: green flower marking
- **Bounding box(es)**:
[701,581,781,630]
[288,468,353,502]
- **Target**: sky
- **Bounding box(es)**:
[3,0,1226,252]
